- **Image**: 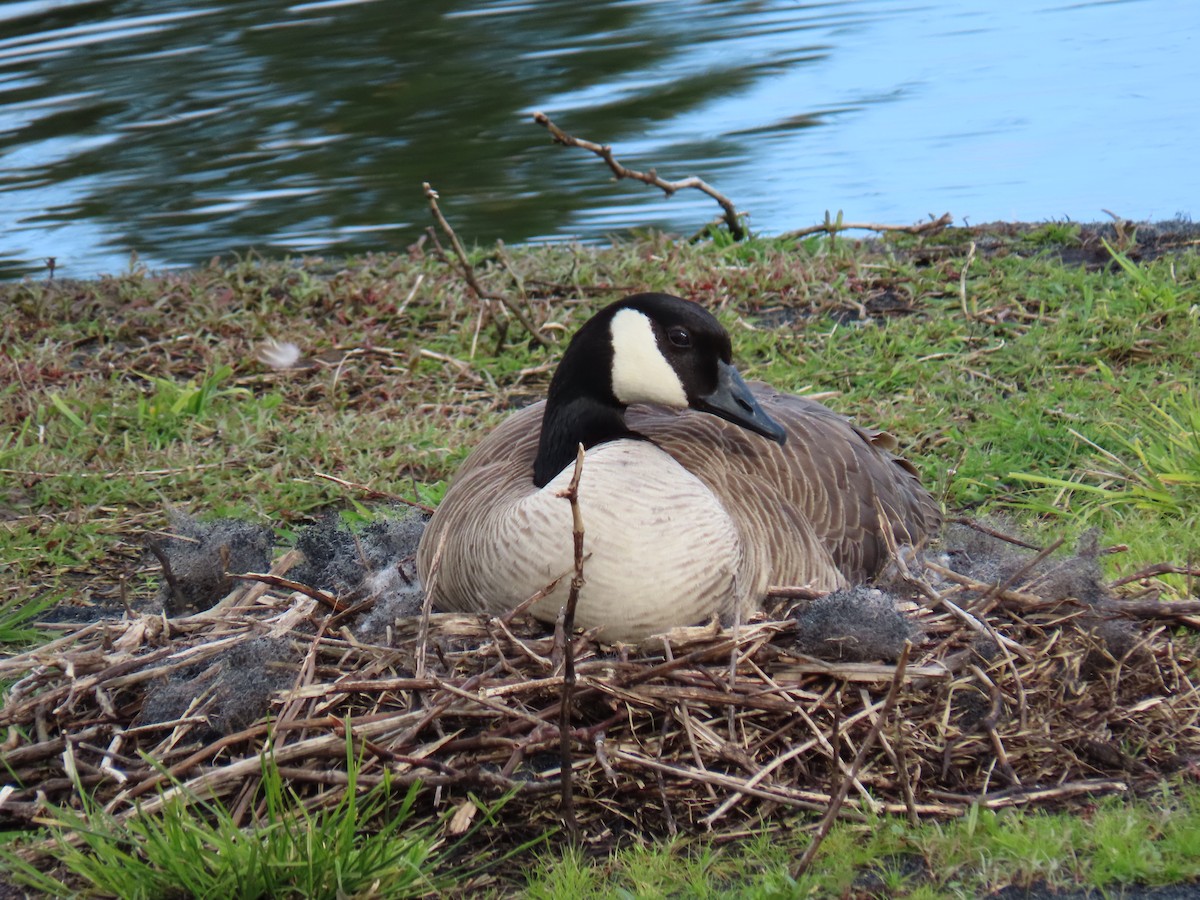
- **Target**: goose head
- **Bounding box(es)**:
[533,293,786,487]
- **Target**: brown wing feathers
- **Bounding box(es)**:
[634,384,939,585]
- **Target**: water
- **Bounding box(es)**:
[1,0,1196,279]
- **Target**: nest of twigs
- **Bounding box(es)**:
[2,528,1199,853]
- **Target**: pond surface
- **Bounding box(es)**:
[1,0,1197,278]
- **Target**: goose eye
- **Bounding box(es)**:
[667,326,691,348]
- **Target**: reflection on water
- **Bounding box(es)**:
[0,0,1197,278]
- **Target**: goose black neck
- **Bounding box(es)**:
[533,396,634,487]
[532,310,634,487]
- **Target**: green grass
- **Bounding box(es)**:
[0,732,513,899]
[2,224,1199,895]
[523,789,1200,898]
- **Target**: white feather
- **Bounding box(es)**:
[256,340,302,370]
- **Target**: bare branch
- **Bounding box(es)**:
[145,540,186,612]
[1109,563,1200,588]
[959,240,979,319]
[781,210,953,240]
[227,572,343,612]
[422,183,552,348]
[554,442,588,845]
[793,642,911,878]
[948,517,1043,551]
[533,111,746,241]
[415,532,446,682]
[312,470,434,514]
[1101,598,1200,620]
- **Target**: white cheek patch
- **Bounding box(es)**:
[609,308,688,407]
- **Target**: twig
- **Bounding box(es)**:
[793,642,911,877]
[1110,563,1200,589]
[889,700,919,825]
[498,569,570,626]
[968,664,1019,786]
[765,584,824,601]
[948,517,1042,551]
[422,183,551,348]
[1101,598,1200,619]
[145,540,186,612]
[312,471,434,514]
[976,779,1128,809]
[958,240,978,319]
[727,605,741,735]
[988,537,1066,602]
[697,702,877,827]
[174,549,301,626]
[610,749,839,816]
[227,573,344,612]
[911,564,1035,661]
[780,211,952,240]
[396,272,425,317]
[415,533,446,681]
[533,111,746,240]
[555,443,587,845]
[923,560,1047,609]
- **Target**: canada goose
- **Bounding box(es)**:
[416,293,940,642]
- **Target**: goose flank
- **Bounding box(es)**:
[416,293,940,642]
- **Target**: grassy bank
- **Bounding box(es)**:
[2,222,1199,896]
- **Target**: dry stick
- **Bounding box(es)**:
[488,618,555,671]
[174,549,303,628]
[700,657,860,827]
[145,540,186,611]
[1003,540,1070,602]
[661,638,719,802]
[793,641,911,878]
[726,604,741,736]
[874,496,1031,686]
[907,561,1032,730]
[919,559,1200,621]
[1110,562,1200,588]
[533,111,746,241]
[653,716,680,837]
[0,645,183,726]
[851,684,917,823]
[498,566,575,626]
[979,779,1128,809]
[127,691,507,813]
[780,210,952,240]
[923,560,1047,609]
[427,676,549,728]
[890,709,919,826]
[968,663,1020,786]
[555,443,587,845]
[765,584,824,601]
[611,749,841,816]
[911,567,1031,661]
[312,470,434,514]
[958,240,978,319]
[415,532,447,682]
[0,623,106,677]
[228,572,344,612]
[1100,598,1200,619]
[422,182,551,348]
[948,516,1042,551]
[269,629,326,775]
